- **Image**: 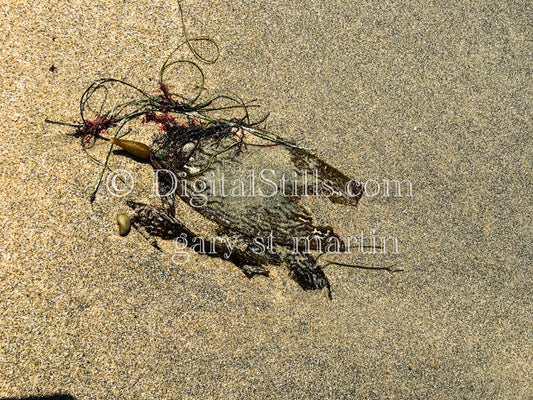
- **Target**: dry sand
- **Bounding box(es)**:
[0,0,531,398]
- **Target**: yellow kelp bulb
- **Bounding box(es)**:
[110,137,151,159]
[117,213,131,236]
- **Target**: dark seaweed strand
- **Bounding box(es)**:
[151,121,235,173]
[323,260,403,273]
[176,0,219,65]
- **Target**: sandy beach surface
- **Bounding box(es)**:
[1,0,531,398]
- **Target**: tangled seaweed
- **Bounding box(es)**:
[46,1,402,296]
[46,0,311,202]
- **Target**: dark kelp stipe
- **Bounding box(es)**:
[46,1,400,297]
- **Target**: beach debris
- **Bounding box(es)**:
[110,138,151,159]
[45,1,399,297]
[116,213,131,236]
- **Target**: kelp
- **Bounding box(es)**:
[46,1,400,297]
